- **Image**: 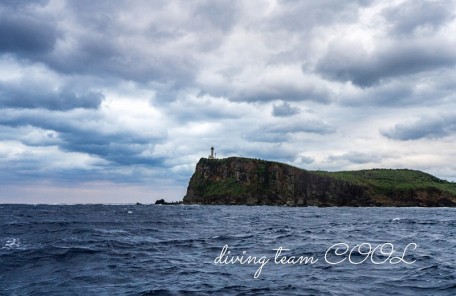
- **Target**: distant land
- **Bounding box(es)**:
[183,157,456,207]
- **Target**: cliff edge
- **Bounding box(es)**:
[183,157,456,207]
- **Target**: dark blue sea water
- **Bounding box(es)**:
[1,204,456,295]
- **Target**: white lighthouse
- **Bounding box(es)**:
[208,146,215,159]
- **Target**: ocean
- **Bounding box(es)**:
[1,204,456,295]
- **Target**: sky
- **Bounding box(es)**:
[1,0,456,204]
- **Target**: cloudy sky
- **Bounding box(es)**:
[1,0,456,203]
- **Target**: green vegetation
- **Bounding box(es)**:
[195,157,456,198]
[192,174,247,197]
[185,157,456,206]
[203,177,247,196]
[314,168,456,195]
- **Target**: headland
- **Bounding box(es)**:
[183,157,456,207]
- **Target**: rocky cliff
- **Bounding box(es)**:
[183,157,456,207]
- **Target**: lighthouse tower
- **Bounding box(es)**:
[208,146,215,159]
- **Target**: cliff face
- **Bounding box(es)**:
[183,157,456,207]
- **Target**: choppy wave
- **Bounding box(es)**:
[1,205,456,295]
[2,238,23,250]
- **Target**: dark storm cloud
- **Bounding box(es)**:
[272,102,301,117]
[313,0,456,87]
[0,1,198,85]
[43,38,197,87]
[0,14,59,55]
[382,115,456,140]
[201,82,332,104]
[341,79,419,107]
[0,158,161,185]
[315,41,456,87]
[0,110,166,166]
[0,82,103,110]
[340,67,456,107]
[233,82,332,103]
[46,40,197,86]
[0,0,238,89]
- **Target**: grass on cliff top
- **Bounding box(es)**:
[314,169,456,195]
[201,157,456,195]
[202,157,456,195]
